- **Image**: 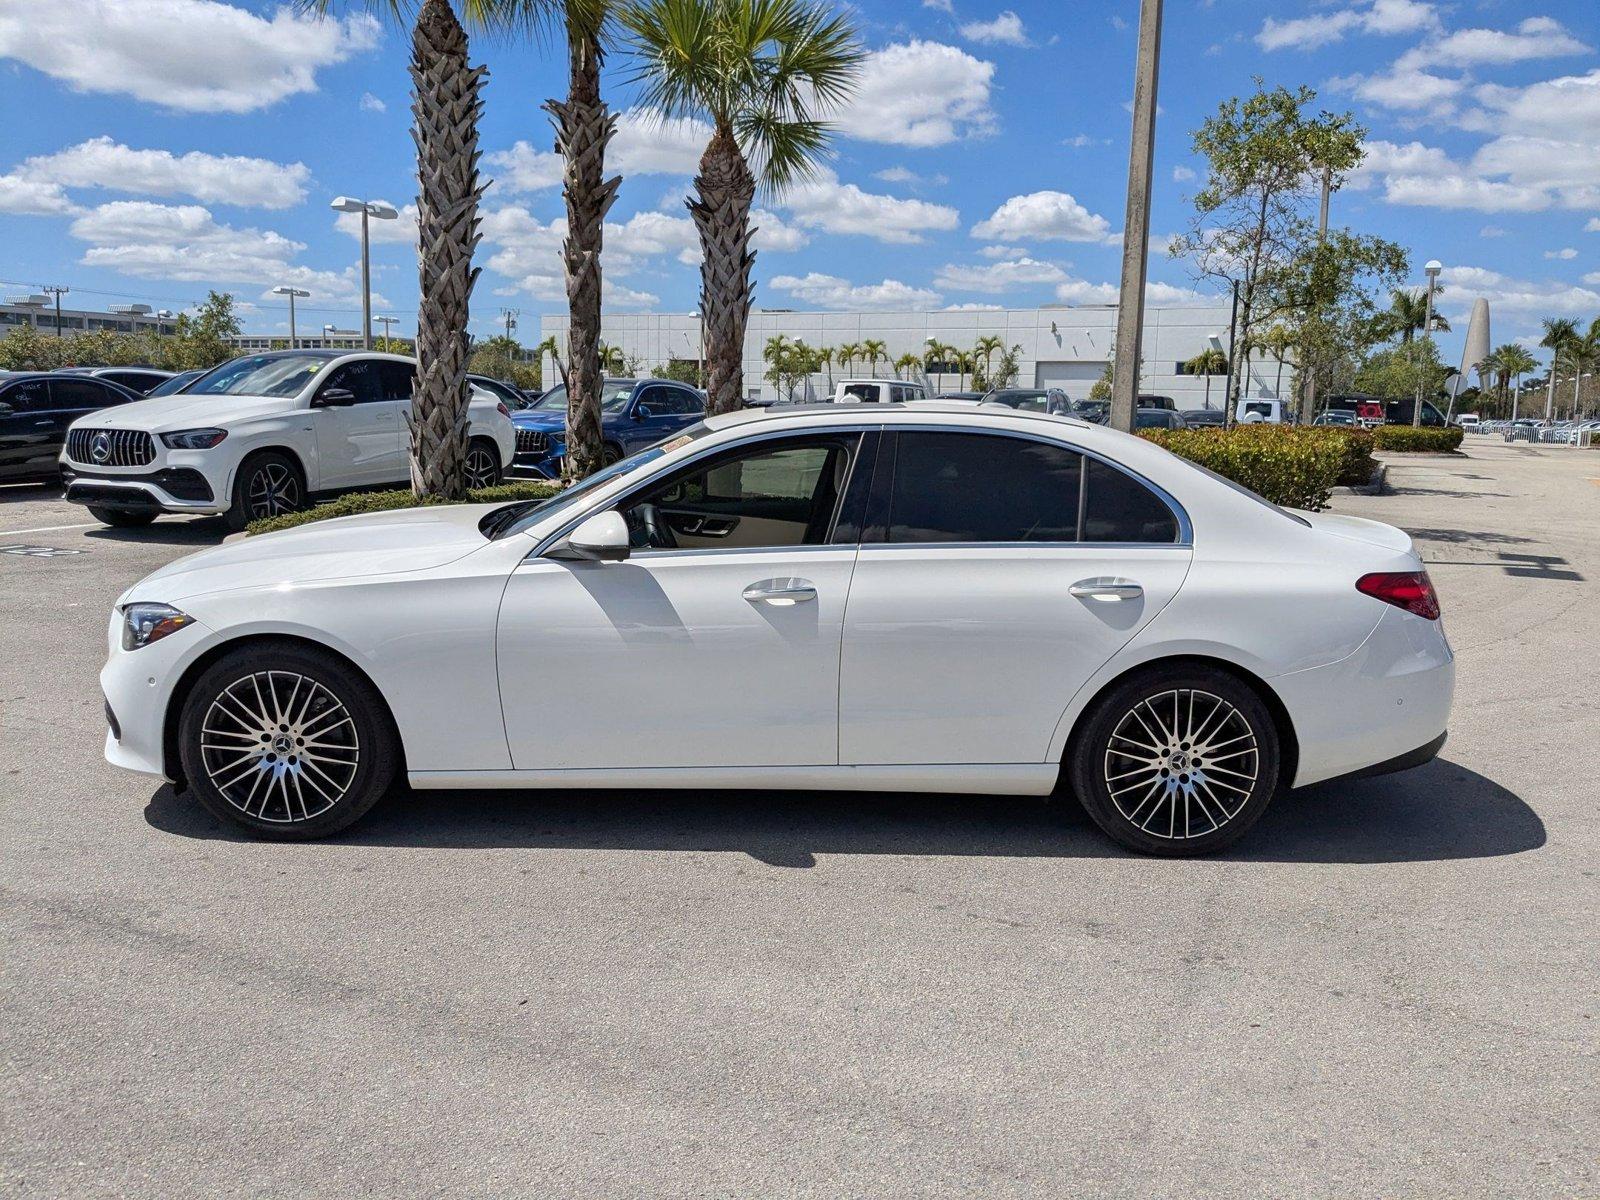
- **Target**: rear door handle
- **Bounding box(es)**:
[1069,580,1143,601]
[743,578,817,605]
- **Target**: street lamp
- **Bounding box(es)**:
[329,196,399,349]
[272,285,310,349]
[375,314,399,346]
[1419,259,1442,427]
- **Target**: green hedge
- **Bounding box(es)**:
[1140,424,1354,511]
[247,480,560,536]
[1371,425,1464,452]
[1302,426,1378,487]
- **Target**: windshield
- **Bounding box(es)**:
[530,383,636,413]
[144,372,199,398]
[185,355,331,398]
[989,391,1051,411]
[485,423,714,539]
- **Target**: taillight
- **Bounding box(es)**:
[1356,571,1440,620]
[496,401,511,418]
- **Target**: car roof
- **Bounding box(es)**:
[704,400,1091,433]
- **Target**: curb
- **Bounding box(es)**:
[1334,461,1388,497]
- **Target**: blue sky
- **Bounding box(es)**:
[1,0,1595,368]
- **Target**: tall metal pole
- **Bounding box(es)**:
[287,291,298,350]
[1419,279,1435,426]
[1302,167,1332,423]
[360,207,372,350]
[1109,0,1163,433]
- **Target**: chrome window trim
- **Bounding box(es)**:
[524,419,1193,561]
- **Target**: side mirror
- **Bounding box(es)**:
[549,510,630,562]
[633,403,651,421]
[0,401,13,417]
[316,387,356,407]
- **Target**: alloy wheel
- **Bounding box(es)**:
[247,462,300,518]
[199,670,359,823]
[1102,688,1260,840]
[464,444,498,489]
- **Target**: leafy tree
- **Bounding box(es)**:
[624,0,862,414]
[1088,358,1114,401]
[893,352,920,380]
[1184,346,1228,409]
[1353,339,1451,402]
[1385,287,1450,344]
[468,333,541,389]
[861,338,887,376]
[652,359,704,386]
[836,342,860,374]
[973,334,1004,389]
[1170,81,1366,426]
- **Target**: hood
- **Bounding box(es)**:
[123,504,499,604]
[1297,510,1415,555]
[511,408,564,431]
[76,393,298,432]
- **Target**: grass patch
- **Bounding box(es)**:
[248,480,561,536]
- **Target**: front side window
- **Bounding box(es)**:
[319,360,384,404]
[1,379,51,412]
[888,432,1081,544]
[620,435,857,552]
[49,378,124,411]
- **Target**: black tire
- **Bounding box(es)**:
[600,442,624,467]
[1068,665,1281,856]
[178,643,399,840]
[225,450,304,532]
[465,438,502,489]
[88,506,157,528]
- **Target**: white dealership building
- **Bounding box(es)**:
[540,302,1285,408]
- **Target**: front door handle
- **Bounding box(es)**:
[1069,579,1143,601]
[743,578,817,605]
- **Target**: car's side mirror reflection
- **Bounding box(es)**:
[633,404,651,421]
[548,509,630,562]
[316,387,356,407]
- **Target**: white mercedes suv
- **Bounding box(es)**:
[59,350,517,530]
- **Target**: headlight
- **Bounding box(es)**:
[122,603,194,651]
[160,428,228,450]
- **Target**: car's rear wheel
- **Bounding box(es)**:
[88,506,157,528]
[178,644,398,839]
[465,438,501,489]
[600,442,624,467]
[226,451,303,532]
[1069,665,1280,856]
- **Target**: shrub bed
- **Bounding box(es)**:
[247,480,560,536]
[1371,424,1464,452]
[1302,426,1378,487]
[1140,424,1348,511]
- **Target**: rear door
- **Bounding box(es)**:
[839,429,1192,766]
[0,379,55,477]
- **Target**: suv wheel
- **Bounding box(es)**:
[88,506,157,528]
[465,438,501,489]
[178,644,398,839]
[1069,666,1280,856]
[226,452,303,531]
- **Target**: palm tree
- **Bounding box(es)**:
[320,0,490,499]
[1539,317,1579,420]
[837,341,860,375]
[861,338,887,377]
[1184,347,1228,410]
[893,351,920,381]
[923,339,950,392]
[624,0,863,414]
[974,334,1003,390]
[1260,324,1294,400]
[1492,342,1537,420]
[817,344,834,389]
[954,349,976,391]
[1388,287,1450,344]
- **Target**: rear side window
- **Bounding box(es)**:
[1082,458,1179,543]
[379,361,417,402]
[841,383,878,402]
[887,432,1081,544]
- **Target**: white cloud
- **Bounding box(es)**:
[334,202,419,246]
[0,0,380,113]
[942,302,1007,311]
[67,200,382,306]
[6,137,309,209]
[768,272,942,310]
[1465,69,1600,141]
[1395,17,1590,72]
[1353,136,1600,213]
[1053,277,1209,306]
[489,108,712,197]
[923,0,955,12]
[486,142,565,194]
[1063,134,1104,148]
[1172,165,1196,182]
[783,168,960,244]
[0,175,75,216]
[960,11,1029,47]
[837,42,997,147]
[1330,67,1466,113]
[1480,226,1507,238]
[873,166,949,188]
[1439,264,1600,318]
[978,244,1022,259]
[1256,0,1437,51]
[750,209,809,253]
[934,257,1067,292]
[1544,247,1578,260]
[972,190,1114,243]
[1587,218,1600,233]
[359,92,386,114]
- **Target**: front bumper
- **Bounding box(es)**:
[100,611,217,780]
[61,465,219,512]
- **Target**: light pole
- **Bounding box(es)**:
[329,196,399,349]
[272,285,310,349]
[1419,259,1441,426]
[375,315,399,346]
[40,285,69,337]
[1110,0,1163,433]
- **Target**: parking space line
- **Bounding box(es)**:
[0,522,98,537]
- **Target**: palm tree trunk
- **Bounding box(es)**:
[409,0,486,500]
[544,21,619,479]
[691,124,756,415]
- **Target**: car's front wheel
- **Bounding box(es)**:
[464,438,501,489]
[225,451,303,532]
[1069,665,1280,856]
[178,643,398,839]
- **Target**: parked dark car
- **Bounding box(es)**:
[55,365,174,396]
[467,374,530,410]
[1182,407,1227,427]
[508,378,706,477]
[0,371,139,482]
[1086,406,1189,431]
[1312,409,1357,427]
[983,388,1071,414]
[1326,392,1447,427]
[1137,393,1177,411]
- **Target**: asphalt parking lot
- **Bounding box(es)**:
[3,439,1596,1197]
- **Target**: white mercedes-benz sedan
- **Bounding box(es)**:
[101,404,1454,855]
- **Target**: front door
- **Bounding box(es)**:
[496,431,869,770]
[0,379,55,478]
[311,360,400,487]
[839,430,1192,766]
